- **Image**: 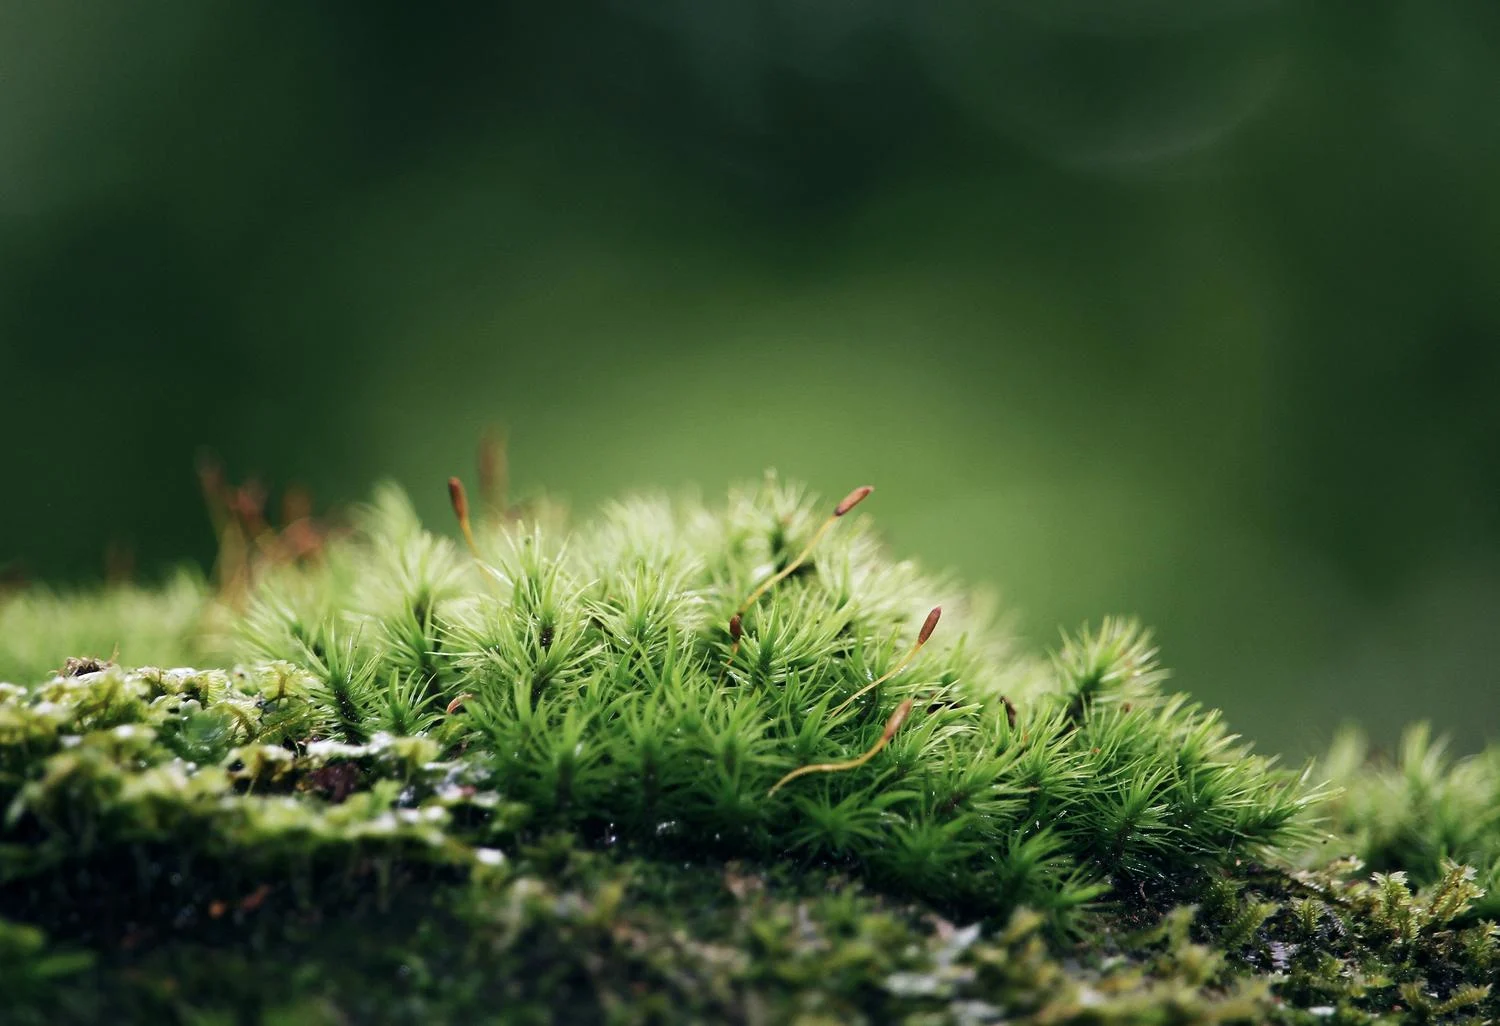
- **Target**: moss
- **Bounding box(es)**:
[1,474,1496,1024]
[6,837,1494,1025]
[0,571,210,684]
[1316,726,1500,920]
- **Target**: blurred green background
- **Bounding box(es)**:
[2,2,1497,757]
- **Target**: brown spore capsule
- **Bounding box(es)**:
[917,606,942,645]
[834,485,874,517]
[447,477,469,522]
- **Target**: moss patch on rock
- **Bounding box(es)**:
[1,476,1496,1024]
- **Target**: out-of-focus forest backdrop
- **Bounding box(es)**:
[2,2,1497,756]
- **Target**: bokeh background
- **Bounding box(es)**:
[2,2,1497,757]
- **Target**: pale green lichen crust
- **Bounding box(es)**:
[1,476,1496,1024]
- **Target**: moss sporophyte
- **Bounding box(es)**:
[1,471,1496,1024]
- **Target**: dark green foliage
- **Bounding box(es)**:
[6,838,1493,1025]
[1201,857,1497,1024]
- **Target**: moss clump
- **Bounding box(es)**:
[0,571,208,685]
[1,474,1496,1024]
[1318,725,1500,921]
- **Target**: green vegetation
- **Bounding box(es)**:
[1,477,1496,1024]
[1318,726,1500,921]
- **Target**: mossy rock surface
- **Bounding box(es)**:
[1,476,1496,1024]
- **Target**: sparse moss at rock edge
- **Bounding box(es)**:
[1,475,1496,1024]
